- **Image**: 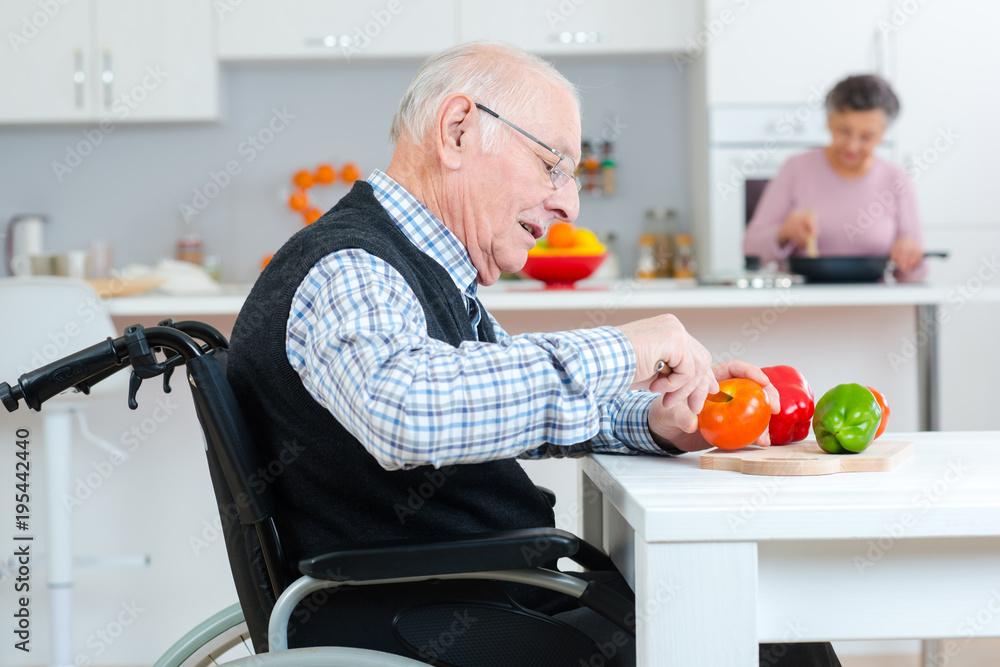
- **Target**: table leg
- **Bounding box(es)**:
[580,467,604,549]
[633,540,758,666]
[916,303,939,431]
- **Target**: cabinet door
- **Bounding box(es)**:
[460,0,696,55]
[705,0,889,104]
[219,0,457,60]
[0,0,93,122]
[95,0,217,122]
[893,0,999,227]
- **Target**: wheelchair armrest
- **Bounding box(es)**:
[535,485,557,507]
[298,527,578,582]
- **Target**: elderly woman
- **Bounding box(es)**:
[743,74,925,281]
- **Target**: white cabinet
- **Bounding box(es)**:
[0,0,217,123]
[704,0,890,104]
[218,0,457,61]
[460,0,696,55]
[892,0,1000,227]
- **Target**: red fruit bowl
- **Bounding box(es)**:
[519,253,607,289]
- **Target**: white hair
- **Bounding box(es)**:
[389,41,581,154]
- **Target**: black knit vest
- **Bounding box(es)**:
[227,181,555,571]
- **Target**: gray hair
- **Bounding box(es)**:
[825,74,900,121]
[389,41,581,154]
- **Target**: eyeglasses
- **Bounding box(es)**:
[475,103,582,192]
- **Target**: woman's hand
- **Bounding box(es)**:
[890,236,923,273]
[777,210,819,250]
[648,360,781,453]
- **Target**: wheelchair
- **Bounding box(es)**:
[2,319,636,666]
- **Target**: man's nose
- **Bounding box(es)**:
[545,181,580,224]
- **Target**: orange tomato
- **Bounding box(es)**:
[302,208,322,224]
[293,170,314,189]
[314,164,336,184]
[866,386,890,439]
[698,378,771,450]
[288,190,309,211]
[547,222,577,248]
[341,162,361,183]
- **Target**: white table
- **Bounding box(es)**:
[580,432,1000,666]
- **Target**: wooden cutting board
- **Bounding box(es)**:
[700,440,914,476]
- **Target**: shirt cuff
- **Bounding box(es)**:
[611,391,683,456]
[555,326,635,404]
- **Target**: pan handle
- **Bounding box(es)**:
[923,251,948,259]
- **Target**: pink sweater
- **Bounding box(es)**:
[743,148,925,280]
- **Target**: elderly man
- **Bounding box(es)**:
[228,42,840,666]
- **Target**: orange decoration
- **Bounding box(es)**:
[341,162,361,184]
[288,190,309,211]
[303,208,322,225]
[293,170,314,189]
[315,164,337,184]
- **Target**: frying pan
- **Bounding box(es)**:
[788,252,948,283]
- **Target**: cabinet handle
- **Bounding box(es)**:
[101,48,113,111]
[73,47,85,109]
[551,31,610,45]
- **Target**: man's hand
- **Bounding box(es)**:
[647,360,781,453]
[616,314,718,415]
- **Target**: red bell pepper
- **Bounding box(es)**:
[760,365,815,445]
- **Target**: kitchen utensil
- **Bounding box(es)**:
[788,252,948,283]
[518,253,607,289]
[700,439,913,476]
[5,214,47,276]
[52,250,88,279]
[804,210,819,258]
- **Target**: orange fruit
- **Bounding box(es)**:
[260,253,273,270]
[302,208,322,225]
[293,170,314,189]
[547,222,577,248]
[288,190,309,211]
[341,162,361,183]
[315,164,336,184]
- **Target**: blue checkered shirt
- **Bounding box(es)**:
[286,170,667,470]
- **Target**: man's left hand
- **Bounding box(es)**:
[890,236,924,273]
[648,360,781,453]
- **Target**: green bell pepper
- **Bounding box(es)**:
[812,383,882,454]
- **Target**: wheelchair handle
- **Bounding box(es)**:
[1,322,218,413]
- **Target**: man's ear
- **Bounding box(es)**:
[435,94,477,170]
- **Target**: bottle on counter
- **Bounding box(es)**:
[673,233,697,279]
[600,141,616,197]
[176,232,203,265]
[592,231,621,281]
[635,208,675,280]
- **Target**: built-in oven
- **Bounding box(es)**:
[703,105,896,274]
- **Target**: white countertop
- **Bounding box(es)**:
[102,279,993,317]
[583,430,1000,543]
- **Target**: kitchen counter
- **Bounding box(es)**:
[104,279,989,316]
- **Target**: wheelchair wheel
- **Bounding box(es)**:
[155,604,429,667]
[154,603,252,667]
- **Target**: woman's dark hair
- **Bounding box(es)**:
[825,74,900,121]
